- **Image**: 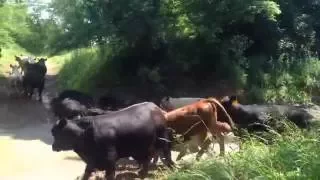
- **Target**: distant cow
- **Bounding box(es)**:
[7,64,23,96]
[14,55,37,74]
[56,90,96,108]
[51,102,174,180]
[220,96,313,131]
[21,59,47,101]
[50,97,110,119]
[160,96,204,111]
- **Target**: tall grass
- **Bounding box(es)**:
[56,47,112,93]
[162,124,320,180]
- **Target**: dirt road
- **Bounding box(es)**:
[0,63,240,180]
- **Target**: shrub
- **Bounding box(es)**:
[245,57,320,104]
[163,123,320,180]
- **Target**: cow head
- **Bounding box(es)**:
[51,119,84,152]
[9,64,21,76]
[38,58,47,65]
[159,96,174,111]
[14,55,29,73]
[220,95,240,112]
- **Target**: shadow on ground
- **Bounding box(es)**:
[0,75,59,145]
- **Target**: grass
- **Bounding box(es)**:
[45,50,74,75]
[56,47,100,93]
[0,47,28,76]
[161,123,320,180]
[56,46,114,93]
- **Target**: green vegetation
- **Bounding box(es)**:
[0,2,34,76]
[1,1,320,179]
[44,0,320,103]
[57,48,101,93]
[162,123,320,180]
[1,0,320,104]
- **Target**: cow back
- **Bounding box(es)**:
[58,90,95,108]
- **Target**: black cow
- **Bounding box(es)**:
[220,96,313,131]
[159,96,204,111]
[97,92,138,111]
[22,60,47,101]
[57,90,96,108]
[50,97,110,119]
[51,102,174,180]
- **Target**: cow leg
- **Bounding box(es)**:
[151,152,159,165]
[217,133,225,156]
[158,130,175,168]
[82,164,94,180]
[104,147,117,180]
[37,81,44,101]
[104,165,116,180]
[176,144,188,161]
[138,160,150,179]
[28,87,33,99]
[161,146,174,168]
[22,85,28,97]
[196,134,212,161]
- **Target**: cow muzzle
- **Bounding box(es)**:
[52,144,62,152]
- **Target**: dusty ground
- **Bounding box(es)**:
[0,62,240,180]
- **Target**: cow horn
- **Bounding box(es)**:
[158,137,172,143]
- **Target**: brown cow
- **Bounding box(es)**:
[155,98,237,162]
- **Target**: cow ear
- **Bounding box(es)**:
[230,95,238,104]
[220,96,229,102]
[58,119,67,128]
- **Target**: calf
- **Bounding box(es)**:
[51,102,174,180]
[7,64,23,96]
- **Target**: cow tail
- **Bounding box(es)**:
[207,98,238,131]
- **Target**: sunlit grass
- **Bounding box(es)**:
[162,123,320,180]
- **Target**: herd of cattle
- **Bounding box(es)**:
[48,90,315,180]
[6,55,316,180]
[7,55,47,100]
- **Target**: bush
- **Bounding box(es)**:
[163,124,320,180]
[57,48,101,93]
[244,57,320,104]
[57,46,119,93]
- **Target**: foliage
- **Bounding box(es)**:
[46,0,320,103]
[57,48,101,93]
[1,0,320,104]
[244,57,320,104]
